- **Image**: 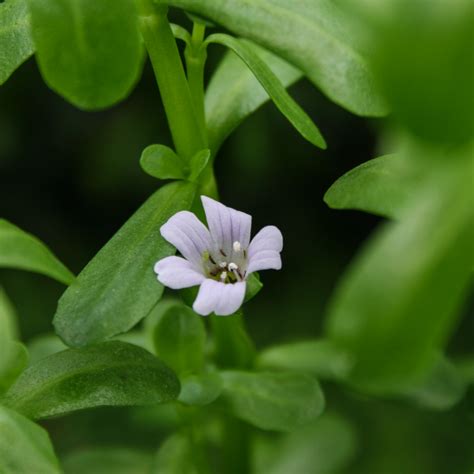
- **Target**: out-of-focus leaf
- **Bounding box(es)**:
[0,219,75,284]
[0,0,34,84]
[326,157,474,393]
[0,341,28,394]
[3,341,180,419]
[205,34,326,149]
[324,154,422,218]
[140,144,187,180]
[0,286,18,340]
[254,413,356,474]
[400,354,467,410]
[257,339,352,380]
[27,0,143,109]
[367,0,473,144]
[62,447,153,474]
[160,0,388,116]
[178,372,222,406]
[27,333,68,365]
[152,433,198,474]
[211,313,256,369]
[220,370,325,431]
[0,405,61,473]
[54,181,196,347]
[149,300,206,375]
[205,43,302,152]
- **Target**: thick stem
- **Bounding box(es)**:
[137,1,205,160]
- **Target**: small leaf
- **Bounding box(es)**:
[0,405,61,473]
[159,0,388,116]
[0,341,28,394]
[325,157,473,393]
[244,272,263,303]
[140,144,187,180]
[3,341,180,419]
[220,370,325,431]
[149,300,206,375]
[324,154,422,219]
[27,0,144,109]
[0,285,18,341]
[257,339,352,380]
[62,447,153,474]
[27,333,68,365]
[0,219,75,284]
[178,372,222,406]
[152,434,198,474]
[188,149,210,182]
[205,34,326,149]
[54,181,196,347]
[205,43,302,152]
[0,0,34,85]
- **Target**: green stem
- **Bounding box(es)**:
[137,1,205,160]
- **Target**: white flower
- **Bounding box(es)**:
[154,196,283,316]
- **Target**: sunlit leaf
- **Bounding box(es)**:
[220,370,325,431]
[205,34,325,149]
[140,144,188,180]
[27,0,143,109]
[0,219,75,284]
[160,0,388,116]
[0,405,61,473]
[54,181,196,347]
[0,0,34,85]
[3,341,180,419]
[205,43,302,152]
[326,157,473,393]
[324,154,422,218]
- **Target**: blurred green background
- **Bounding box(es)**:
[1,25,473,473]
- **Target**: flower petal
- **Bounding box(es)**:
[248,225,283,258]
[246,250,282,274]
[154,256,205,289]
[192,279,246,316]
[201,196,252,255]
[160,211,212,265]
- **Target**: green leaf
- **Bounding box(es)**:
[0,341,28,394]
[152,433,198,474]
[0,405,61,473]
[205,43,302,152]
[0,286,18,340]
[140,144,188,180]
[257,339,352,380]
[205,34,326,149]
[220,370,325,431]
[149,300,206,375]
[159,0,387,116]
[254,413,356,474]
[27,0,143,109]
[0,0,34,85]
[188,149,210,182]
[324,154,422,219]
[244,272,263,303]
[3,341,180,419]
[325,158,474,393]
[0,219,75,285]
[27,333,68,365]
[62,447,153,474]
[54,181,196,347]
[178,372,222,406]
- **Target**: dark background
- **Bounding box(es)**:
[1,44,472,473]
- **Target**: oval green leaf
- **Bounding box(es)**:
[160,0,388,116]
[220,370,325,431]
[0,0,34,85]
[54,181,196,347]
[324,154,422,219]
[178,372,222,406]
[0,405,61,473]
[205,34,326,149]
[140,144,187,180]
[27,0,144,109]
[205,42,302,152]
[3,341,180,419]
[0,219,75,285]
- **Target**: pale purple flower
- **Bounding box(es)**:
[154,196,283,316]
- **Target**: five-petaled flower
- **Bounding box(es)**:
[154,196,283,316]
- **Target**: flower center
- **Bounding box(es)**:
[202,241,247,284]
